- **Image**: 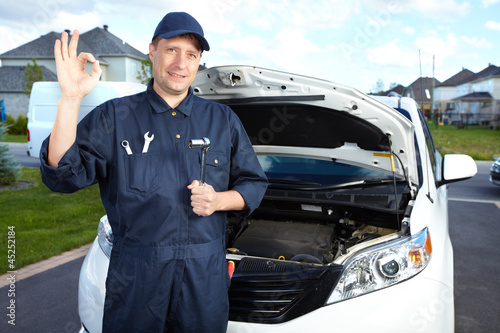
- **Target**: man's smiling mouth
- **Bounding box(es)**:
[169,72,185,78]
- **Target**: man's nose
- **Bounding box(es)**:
[173,53,187,69]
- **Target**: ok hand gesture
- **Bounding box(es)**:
[54,30,102,101]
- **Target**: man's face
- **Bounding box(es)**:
[149,36,201,103]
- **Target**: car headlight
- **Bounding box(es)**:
[491,160,500,172]
[328,227,432,304]
[97,215,113,259]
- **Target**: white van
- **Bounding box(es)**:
[27,81,147,158]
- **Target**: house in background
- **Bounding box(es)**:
[402,77,441,116]
[0,25,148,118]
[433,68,475,119]
[0,65,57,119]
[452,64,500,127]
[379,84,405,97]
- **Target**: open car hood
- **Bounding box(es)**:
[193,65,418,185]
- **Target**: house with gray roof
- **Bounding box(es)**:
[451,64,500,127]
[433,68,475,116]
[402,77,441,116]
[0,65,58,119]
[0,25,148,118]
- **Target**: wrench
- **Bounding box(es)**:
[121,140,132,155]
[142,131,154,153]
[189,137,210,186]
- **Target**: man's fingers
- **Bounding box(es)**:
[78,52,96,63]
[77,53,101,81]
[60,31,69,60]
[54,39,62,62]
[90,60,102,82]
[68,30,79,58]
[187,180,201,189]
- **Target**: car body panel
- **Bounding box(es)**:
[78,238,108,333]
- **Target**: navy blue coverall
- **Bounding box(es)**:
[40,80,268,332]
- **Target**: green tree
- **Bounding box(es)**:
[23,58,44,97]
[136,58,153,84]
[371,78,385,95]
[0,123,21,185]
[389,82,399,90]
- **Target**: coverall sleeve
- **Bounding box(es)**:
[39,106,112,193]
[227,111,268,218]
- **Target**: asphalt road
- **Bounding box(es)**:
[1,145,499,332]
[4,142,40,168]
[0,257,84,332]
[447,161,500,332]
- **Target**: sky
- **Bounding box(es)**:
[0,0,499,93]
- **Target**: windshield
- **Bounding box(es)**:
[258,155,397,187]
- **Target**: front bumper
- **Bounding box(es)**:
[79,238,454,333]
[227,276,454,333]
[490,172,500,185]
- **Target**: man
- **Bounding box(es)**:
[40,12,267,332]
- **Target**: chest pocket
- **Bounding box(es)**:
[124,152,162,196]
[205,151,230,191]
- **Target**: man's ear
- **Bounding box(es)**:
[149,43,155,62]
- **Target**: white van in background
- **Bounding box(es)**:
[27,81,147,158]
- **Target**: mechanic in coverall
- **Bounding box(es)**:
[40,12,268,333]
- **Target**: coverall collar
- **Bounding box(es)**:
[146,79,194,117]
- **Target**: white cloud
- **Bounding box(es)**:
[220,35,264,62]
[404,0,470,21]
[218,29,325,73]
[414,34,460,65]
[403,26,415,35]
[51,11,102,34]
[482,0,500,7]
[0,26,30,56]
[485,20,500,31]
[461,36,494,48]
[269,29,326,71]
[437,25,450,31]
[455,52,481,60]
[366,33,462,70]
[212,0,358,35]
[366,39,417,67]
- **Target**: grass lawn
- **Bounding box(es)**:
[0,168,105,272]
[4,134,27,143]
[430,125,500,160]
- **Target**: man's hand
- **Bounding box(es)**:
[54,30,101,101]
[188,180,219,216]
[47,30,102,167]
[187,180,247,216]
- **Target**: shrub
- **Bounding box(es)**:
[0,123,22,185]
[5,114,28,135]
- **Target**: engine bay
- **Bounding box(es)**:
[226,204,399,265]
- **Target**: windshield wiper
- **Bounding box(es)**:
[269,178,407,191]
[267,178,321,187]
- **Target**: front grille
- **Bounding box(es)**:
[228,258,342,324]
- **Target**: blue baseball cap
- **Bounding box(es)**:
[152,12,210,51]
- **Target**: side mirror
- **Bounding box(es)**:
[437,154,477,187]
